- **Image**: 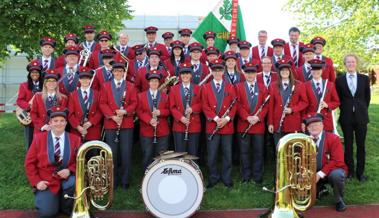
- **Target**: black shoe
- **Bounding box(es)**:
[224,182,233,188]
[336,200,347,212]
[254,180,263,185]
[358,175,368,183]
[207,182,217,189]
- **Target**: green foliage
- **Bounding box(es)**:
[219,0,232,20]
[285,0,379,72]
[0,0,133,63]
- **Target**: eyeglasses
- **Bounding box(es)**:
[262,62,272,64]
[99,40,109,42]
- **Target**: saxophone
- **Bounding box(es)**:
[64,140,113,218]
[263,133,317,218]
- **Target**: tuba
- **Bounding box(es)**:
[264,133,317,218]
[65,140,113,218]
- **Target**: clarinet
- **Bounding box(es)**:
[208,97,237,140]
[241,95,270,138]
[317,79,328,113]
[114,90,127,143]
[152,97,158,144]
[184,92,191,141]
[276,85,296,134]
[198,63,213,86]
[80,104,90,142]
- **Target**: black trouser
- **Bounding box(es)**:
[238,133,264,182]
[341,121,367,177]
[24,125,34,151]
[232,119,240,165]
[173,132,200,156]
[207,134,233,185]
[318,168,346,203]
[105,128,134,187]
[140,135,169,171]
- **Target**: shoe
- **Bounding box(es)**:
[242,179,250,184]
[254,180,263,185]
[224,182,233,188]
[207,182,217,189]
[358,175,368,183]
[122,184,130,190]
[347,173,354,180]
[335,200,347,212]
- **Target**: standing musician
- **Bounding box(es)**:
[296,43,316,82]
[256,56,278,89]
[251,30,273,65]
[311,36,336,82]
[304,113,348,212]
[17,60,43,149]
[30,70,68,134]
[169,62,202,155]
[137,70,170,171]
[223,50,245,85]
[135,47,168,92]
[116,32,135,60]
[56,46,81,96]
[127,44,148,83]
[268,59,308,146]
[188,42,211,85]
[236,40,252,71]
[38,37,56,71]
[200,31,216,63]
[178,28,192,58]
[284,27,304,67]
[55,33,80,69]
[91,48,116,91]
[68,67,103,142]
[227,36,240,57]
[88,30,112,69]
[144,26,169,61]
[335,54,371,182]
[164,40,186,77]
[80,25,100,52]
[162,32,175,55]
[236,62,269,184]
[202,59,237,188]
[99,56,137,189]
[303,59,340,132]
[25,107,80,218]
[270,38,293,73]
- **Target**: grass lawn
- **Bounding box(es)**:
[0,86,378,210]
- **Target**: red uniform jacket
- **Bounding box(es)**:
[127,58,149,83]
[88,50,104,70]
[55,54,65,69]
[91,66,114,91]
[284,42,305,67]
[164,59,182,77]
[68,89,103,140]
[236,82,269,134]
[146,42,169,61]
[256,72,279,88]
[17,82,34,110]
[295,65,311,82]
[135,66,168,92]
[201,81,237,134]
[268,81,308,132]
[116,45,135,60]
[303,80,340,131]
[223,71,246,85]
[24,131,80,194]
[30,93,68,132]
[236,56,252,72]
[55,66,81,96]
[137,91,170,137]
[99,81,138,129]
[318,132,348,176]
[319,55,336,82]
[192,62,211,85]
[251,45,274,61]
[169,84,202,133]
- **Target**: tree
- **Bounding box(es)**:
[0,0,133,63]
[285,0,378,72]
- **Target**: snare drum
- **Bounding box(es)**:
[141,158,204,218]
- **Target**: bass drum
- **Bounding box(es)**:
[141,158,204,218]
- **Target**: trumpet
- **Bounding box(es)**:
[241,95,270,138]
[79,47,91,67]
[208,97,237,140]
[158,62,178,91]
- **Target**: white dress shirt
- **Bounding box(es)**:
[52,131,65,158]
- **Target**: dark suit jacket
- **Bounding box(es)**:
[335,73,370,125]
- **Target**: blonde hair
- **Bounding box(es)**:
[42,80,66,102]
[343,54,359,65]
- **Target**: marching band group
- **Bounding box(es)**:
[19,25,371,217]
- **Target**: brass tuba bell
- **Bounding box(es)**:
[65,140,113,218]
[265,133,317,218]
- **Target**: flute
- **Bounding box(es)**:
[241,95,270,138]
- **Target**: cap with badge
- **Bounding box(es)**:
[40,37,57,48]
[227,36,240,45]
[179,28,192,37]
[209,59,224,70]
[303,112,324,126]
[188,42,203,52]
[205,46,220,56]
[133,44,146,55]
[300,43,315,54]
[170,40,185,49]
[144,26,158,34]
[162,32,174,40]
[44,69,60,80]
[64,33,79,44]
[308,59,325,70]
[63,46,80,56]
[242,61,260,73]
[78,66,94,78]
[101,48,117,59]
[203,31,216,40]
[179,62,193,74]
[97,30,112,41]
[27,59,42,72]
[83,25,95,33]
[147,47,161,57]
[48,106,69,119]
[238,40,252,49]
[146,69,163,80]
[222,50,238,60]
[111,55,127,69]
[276,58,293,70]
[311,36,326,46]
[271,38,286,47]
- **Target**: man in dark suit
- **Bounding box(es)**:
[335,54,371,182]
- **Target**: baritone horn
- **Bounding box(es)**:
[65,140,113,218]
[263,133,317,218]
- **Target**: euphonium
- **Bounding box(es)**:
[265,133,317,218]
[65,140,113,218]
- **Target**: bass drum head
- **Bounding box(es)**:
[142,159,204,218]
